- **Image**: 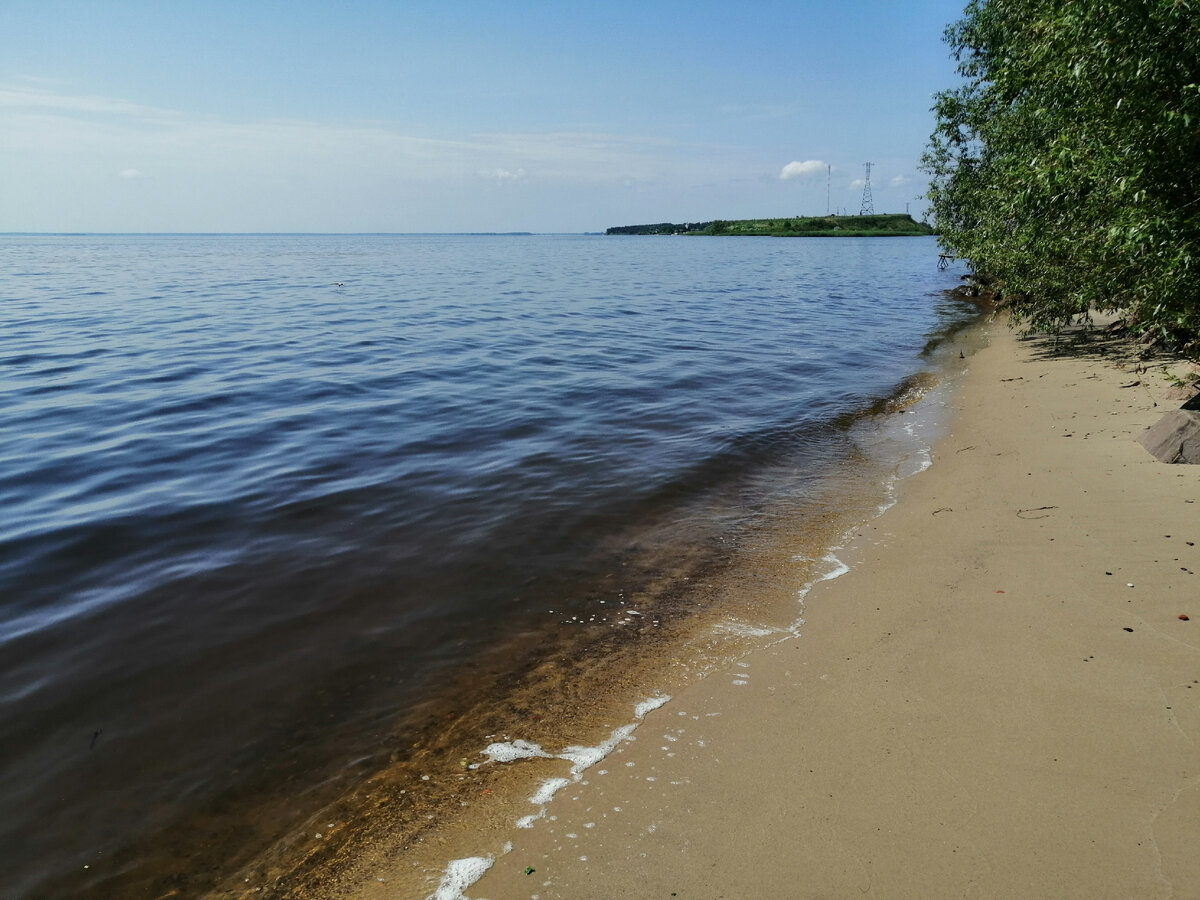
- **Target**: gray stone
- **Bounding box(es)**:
[1137,407,1200,464]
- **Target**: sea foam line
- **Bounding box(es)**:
[426,855,494,900]
[429,695,671,894]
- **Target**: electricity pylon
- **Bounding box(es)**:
[859,162,874,216]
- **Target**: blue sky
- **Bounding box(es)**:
[1,1,967,233]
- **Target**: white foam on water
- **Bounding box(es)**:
[889,380,953,482]
[796,552,851,602]
[515,812,542,829]
[768,368,966,646]
[634,695,670,719]
[710,620,780,638]
[481,695,672,819]
[559,723,637,776]
[426,856,493,900]
[443,695,673,890]
[529,777,572,805]
[481,739,550,764]
[913,454,933,474]
[875,485,900,517]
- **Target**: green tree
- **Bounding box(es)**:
[923,0,1200,346]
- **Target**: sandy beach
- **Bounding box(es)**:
[347,316,1200,900]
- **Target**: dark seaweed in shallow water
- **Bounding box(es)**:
[0,233,976,896]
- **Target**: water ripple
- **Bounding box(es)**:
[0,232,973,895]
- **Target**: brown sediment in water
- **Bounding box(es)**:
[210,502,864,897]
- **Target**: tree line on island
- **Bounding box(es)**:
[606,214,934,237]
[923,0,1200,349]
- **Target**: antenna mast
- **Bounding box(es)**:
[859,162,874,215]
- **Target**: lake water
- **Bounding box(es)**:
[0,233,974,896]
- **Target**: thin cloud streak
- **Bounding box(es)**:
[0,83,694,186]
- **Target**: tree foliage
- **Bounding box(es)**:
[923,0,1200,345]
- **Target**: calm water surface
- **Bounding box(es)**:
[0,233,971,895]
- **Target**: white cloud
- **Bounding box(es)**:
[118,168,144,179]
[779,159,828,180]
[849,178,865,189]
[889,174,912,187]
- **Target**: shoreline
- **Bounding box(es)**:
[205,311,985,898]
[374,317,1199,899]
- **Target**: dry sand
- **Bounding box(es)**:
[369,320,1200,899]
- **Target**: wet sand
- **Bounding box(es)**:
[381,318,1200,899]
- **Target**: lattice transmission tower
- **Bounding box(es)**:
[859,162,874,216]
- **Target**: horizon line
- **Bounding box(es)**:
[0,230,592,237]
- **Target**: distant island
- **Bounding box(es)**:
[606,214,933,237]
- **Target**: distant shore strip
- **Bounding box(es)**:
[606,213,934,237]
